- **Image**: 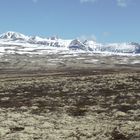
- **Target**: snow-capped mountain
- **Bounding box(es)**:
[69,39,87,50]
[0,31,29,41]
[83,40,103,51]
[103,42,140,54]
[0,31,140,55]
[28,36,71,47]
[68,39,103,52]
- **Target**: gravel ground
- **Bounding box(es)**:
[0,54,140,140]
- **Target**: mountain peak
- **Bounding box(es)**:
[0,31,29,40]
[69,39,87,50]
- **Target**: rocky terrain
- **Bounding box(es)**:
[0,53,140,140]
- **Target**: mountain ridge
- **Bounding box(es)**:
[0,31,140,54]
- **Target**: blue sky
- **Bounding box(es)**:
[0,0,139,43]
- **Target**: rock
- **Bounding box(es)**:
[115,111,127,117]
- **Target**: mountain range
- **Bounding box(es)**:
[0,31,140,54]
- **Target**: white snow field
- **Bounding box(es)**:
[0,31,140,56]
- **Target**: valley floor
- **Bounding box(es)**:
[0,68,140,140]
[0,54,140,140]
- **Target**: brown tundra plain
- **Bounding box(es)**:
[0,53,140,140]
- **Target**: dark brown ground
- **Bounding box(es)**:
[0,67,140,140]
[0,53,140,140]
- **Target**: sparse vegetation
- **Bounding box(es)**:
[0,53,140,139]
[0,68,140,140]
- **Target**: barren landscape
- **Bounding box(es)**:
[0,53,140,140]
[1,0,140,138]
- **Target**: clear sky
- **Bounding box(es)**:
[0,0,139,43]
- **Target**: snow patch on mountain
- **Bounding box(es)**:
[0,31,140,55]
[69,39,87,50]
[103,42,140,53]
[0,31,29,41]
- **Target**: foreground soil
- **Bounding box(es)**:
[0,68,140,140]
